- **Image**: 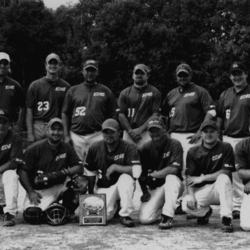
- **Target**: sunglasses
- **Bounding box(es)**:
[0,60,9,66]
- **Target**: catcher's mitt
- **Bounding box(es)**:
[23,206,44,225]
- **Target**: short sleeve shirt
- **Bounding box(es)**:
[118,84,161,129]
[26,77,70,122]
[62,83,118,135]
[22,139,82,189]
[0,77,25,122]
[138,135,183,188]
[217,85,250,137]
[85,139,140,188]
[186,141,235,188]
[162,83,215,132]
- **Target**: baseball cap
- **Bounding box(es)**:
[147,116,164,130]
[47,118,63,128]
[83,60,98,70]
[230,62,247,74]
[200,120,218,131]
[133,64,149,74]
[46,53,61,64]
[0,52,10,63]
[0,109,10,121]
[176,63,192,75]
[102,119,120,132]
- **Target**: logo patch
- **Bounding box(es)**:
[55,153,66,161]
[5,85,14,90]
[114,154,124,161]
[184,92,195,97]
[142,92,153,98]
[94,92,105,97]
[212,153,222,161]
[55,87,66,91]
[163,152,170,158]
[1,144,11,150]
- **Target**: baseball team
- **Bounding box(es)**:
[0,51,250,233]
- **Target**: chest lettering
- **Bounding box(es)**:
[1,144,11,150]
[5,85,14,90]
[163,152,170,158]
[55,87,66,91]
[142,92,153,98]
[212,153,222,161]
[55,153,66,161]
[114,154,124,161]
[93,92,105,97]
[240,94,250,100]
[184,92,195,98]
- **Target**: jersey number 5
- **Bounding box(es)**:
[226,109,230,119]
[169,107,175,117]
[37,101,49,111]
[127,108,135,118]
[75,106,86,116]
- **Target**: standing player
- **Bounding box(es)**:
[62,59,117,161]
[138,116,183,229]
[162,63,216,173]
[217,62,249,219]
[18,118,83,213]
[0,109,23,227]
[235,137,250,231]
[118,64,161,147]
[26,53,70,142]
[182,121,235,233]
[84,119,141,227]
[0,52,25,132]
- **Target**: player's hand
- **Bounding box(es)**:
[244,181,250,194]
[186,196,197,210]
[187,131,201,144]
[28,191,42,205]
[106,164,117,180]
[141,191,151,202]
[186,175,205,186]
[128,130,142,143]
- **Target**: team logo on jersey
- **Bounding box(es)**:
[163,152,170,158]
[212,153,222,161]
[184,92,195,97]
[55,153,66,161]
[1,144,11,150]
[114,154,124,161]
[5,85,14,90]
[224,164,231,168]
[240,94,250,100]
[93,92,105,97]
[15,158,23,164]
[55,87,66,91]
[173,162,180,166]
[142,92,153,98]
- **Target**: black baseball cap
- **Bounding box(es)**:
[147,116,164,130]
[200,120,218,131]
[133,64,150,74]
[230,62,247,74]
[0,109,9,121]
[176,63,192,75]
[47,118,63,128]
[102,119,120,132]
[83,60,98,70]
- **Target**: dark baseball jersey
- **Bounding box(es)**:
[0,130,23,167]
[186,141,235,188]
[118,84,161,129]
[26,77,70,122]
[217,85,250,137]
[162,83,215,133]
[138,135,183,188]
[62,83,118,135]
[85,139,140,188]
[22,139,82,189]
[235,138,250,184]
[0,77,25,122]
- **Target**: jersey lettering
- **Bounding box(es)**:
[1,144,11,150]
[114,154,124,161]
[163,152,170,158]
[127,108,135,118]
[142,92,153,98]
[75,106,86,116]
[55,87,66,91]
[55,153,66,161]
[212,153,222,161]
[184,92,195,97]
[37,101,49,111]
[240,94,250,100]
[226,109,230,119]
[93,92,105,97]
[169,107,175,118]
[5,85,14,90]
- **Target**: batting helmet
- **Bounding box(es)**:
[23,207,44,225]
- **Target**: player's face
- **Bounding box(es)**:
[102,129,120,145]
[0,59,10,77]
[47,123,63,143]
[45,59,61,75]
[0,118,9,138]
[133,70,148,85]
[176,72,192,87]
[201,127,218,146]
[83,67,98,84]
[230,70,248,88]
[148,127,165,143]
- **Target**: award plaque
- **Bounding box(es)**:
[79,194,107,225]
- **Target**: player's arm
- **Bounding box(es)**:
[150,166,179,179]
[106,164,133,180]
[185,183,197,210]
[62,112,71,144]
[14,107,25,132]
[26,108,35,143]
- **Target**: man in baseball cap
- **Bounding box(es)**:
[45,53,61,64]
[0,52,10,63]
[176,63,192,76]
[83,59,98,70]
[230,62,247,74]
[84,118,141,227]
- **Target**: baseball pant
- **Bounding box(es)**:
[33,120,48,141]
[139,175,183,224]
[123,130,151,148]
[70,131,103,161]
[223,136,245,212]
[182,174,233,219]
[240,193,250,231]
[0,170,19,216]
[96,174,135,221]
[23,183,67,211]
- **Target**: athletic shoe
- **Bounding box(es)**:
[197,207,213,225]
[221,217,234,233]
[3,213,15,227]
[120,216,135,227]
[158,214,173,229]
[232,210,240,219]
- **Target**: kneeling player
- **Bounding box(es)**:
[84,119,141,227]
[138,116,184,229]
[182,121,235,232]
